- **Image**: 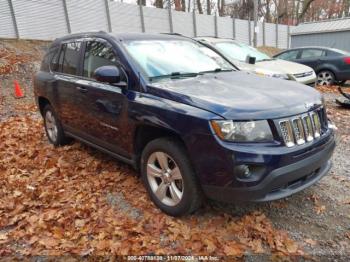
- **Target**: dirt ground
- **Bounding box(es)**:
[0,40,350,260]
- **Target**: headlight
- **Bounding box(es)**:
[254,70,289,80]
[271,73,289,80]
[210,120,273,142]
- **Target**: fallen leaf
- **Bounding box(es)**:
[0,233,8,241]
[75,219,85,228]
[304,238,317,246]
[315,205,326,214]
[285,239,298,253]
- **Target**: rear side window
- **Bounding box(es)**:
[83,41,117,78]
[49,46,60,71]
[326,50,343,57]
[300,49,325,59]
[277,50,299,60]
[41,46,58,71]
[54,41,81,75]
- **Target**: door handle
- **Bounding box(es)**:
[76,86,88,93]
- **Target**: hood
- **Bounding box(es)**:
[147,71,323,120]
[255,59,314,75]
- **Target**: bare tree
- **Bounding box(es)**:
[181,0,186,11]
[297,0,316,24]
[197,0,203,13]
[174,0,181,10]
[137,0,146,5]
[207,0,211,14]
[154,0,164,8]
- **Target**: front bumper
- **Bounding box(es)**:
[201,133,335,203]
[294,75,317,86]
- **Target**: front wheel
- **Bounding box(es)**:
[141,138,203,216]
[317,70,335,86]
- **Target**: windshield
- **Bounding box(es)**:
[214,41,271,62]
[123,39,233,79]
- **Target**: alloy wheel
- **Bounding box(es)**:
[45,110,58,142]
[146,152,184,206]
[317,71,334,86]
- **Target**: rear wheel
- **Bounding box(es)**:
[317,70,335,86]
[43,104,70,146]
[141,138,203,216]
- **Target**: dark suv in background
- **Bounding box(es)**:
[274,47,350,86]
[34,32,335,216]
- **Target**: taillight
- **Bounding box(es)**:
[343,57,350,64]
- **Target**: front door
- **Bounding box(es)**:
[75,39,129,157]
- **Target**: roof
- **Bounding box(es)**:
[52,32,189,45]
[194,36,235,43]
[291,17,350,35]
[275,46,350,56]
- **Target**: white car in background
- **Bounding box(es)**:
[195,37,317,87]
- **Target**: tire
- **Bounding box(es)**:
[43,104,70,146]
[338,80,347,86]
[141,137,203,216]
[317,70,335,86]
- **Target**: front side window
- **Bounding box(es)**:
[277,50,299,60]
[55,42,81,75]
[83,41,117,78]
[214,41,271,62]
[123,39,233,78]
[300,49,325,59]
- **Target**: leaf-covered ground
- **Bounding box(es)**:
[0,108,304,258]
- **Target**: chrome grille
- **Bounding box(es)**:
[278,108,327,147]
[279,121,295,147]
[292,118,305,145]
[302,115,314,142]
[311,112,321,138]
[293,71,314,78]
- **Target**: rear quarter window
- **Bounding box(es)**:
[41,46,59,71]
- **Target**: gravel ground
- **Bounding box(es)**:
[1,39,350,260]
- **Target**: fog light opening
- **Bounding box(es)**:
[235,165,251,179]
[234,164,266,182]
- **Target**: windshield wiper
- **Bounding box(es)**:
[149,72,199,81]
[199,68,233,74]
[258,58,275,62]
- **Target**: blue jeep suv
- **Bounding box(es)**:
[34,32,336,216]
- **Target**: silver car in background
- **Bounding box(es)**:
[195,37,317,87]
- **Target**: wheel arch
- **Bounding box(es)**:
[37,96,51,116]
[315,65,339,79]
[133,124,188,170]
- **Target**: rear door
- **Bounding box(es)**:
[74,39,129,156]
[51,40,84,133]
[297,48,326,69]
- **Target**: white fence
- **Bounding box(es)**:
[0,0,293,48]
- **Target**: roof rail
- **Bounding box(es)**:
[160,32,183,36]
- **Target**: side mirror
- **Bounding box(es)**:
[246,55,256,65]
[94,65,121,84]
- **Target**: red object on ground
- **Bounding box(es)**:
[14,80,24,98]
